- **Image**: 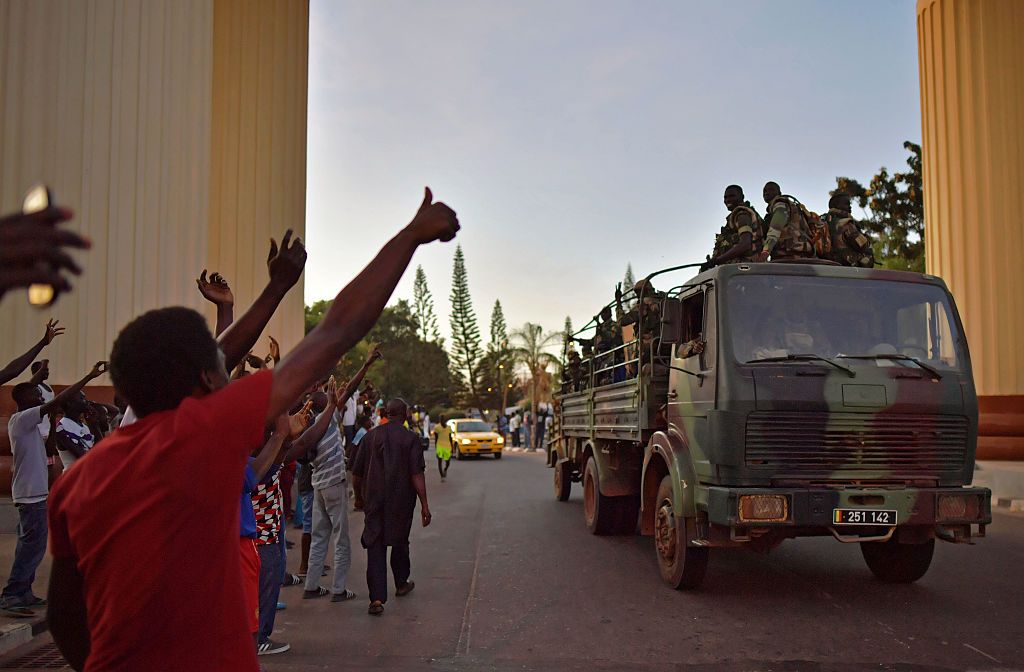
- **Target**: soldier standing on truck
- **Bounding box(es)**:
[573,306,621,384]
[704,185,764,270]
[823,192,876,268]
[756,181,815,262]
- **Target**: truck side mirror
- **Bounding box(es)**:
[660,297,683,344]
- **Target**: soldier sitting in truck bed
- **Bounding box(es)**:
[573,306,622,385]
[616,279,666,377]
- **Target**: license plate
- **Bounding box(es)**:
[833,508,897,526]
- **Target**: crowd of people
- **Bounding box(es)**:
[0,186,459,670]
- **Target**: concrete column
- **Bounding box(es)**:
[917,0,1024,458]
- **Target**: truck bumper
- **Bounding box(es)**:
[705,485,993,529]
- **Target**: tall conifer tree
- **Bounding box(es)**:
[412,265,442,344]
[449,244,483,401]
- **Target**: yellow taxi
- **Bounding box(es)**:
[448,419,505,460]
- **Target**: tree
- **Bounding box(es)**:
[484,300,514,412]
[622,263,636,310]
[509,322,561,450]
[489,300,508,354]
[834,141,924,272]
[305,299,332,334]
[412,265,442,344]
[310,299,454,412]
[449,244,483,404]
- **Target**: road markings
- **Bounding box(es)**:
[962,643,1000,663]
[456,493,487,657]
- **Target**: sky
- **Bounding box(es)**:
[304,0,921,342]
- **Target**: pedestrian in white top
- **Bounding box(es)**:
[1,361,106,616]
[55,391,96,469]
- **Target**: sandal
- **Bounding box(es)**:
[303,586,330,600]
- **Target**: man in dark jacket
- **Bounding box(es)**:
[351,398,431,616]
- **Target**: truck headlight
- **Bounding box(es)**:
[738,495,789,522]
[937,494,981,522]
[461,438,471,445]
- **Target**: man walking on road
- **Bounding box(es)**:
[352,398,431,616]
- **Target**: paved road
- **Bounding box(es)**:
[257,450,1024,672]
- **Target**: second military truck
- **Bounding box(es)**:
[551,261,991,589]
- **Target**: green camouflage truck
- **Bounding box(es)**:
[551,261,991,589]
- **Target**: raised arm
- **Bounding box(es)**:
[40,362,107,417]
[218,231,307,372]
[0,320,64,385]
[266,188,459,422]
[282,384,338,463]
[196,270,234,337]
[252,415,291,483]
[338,348,382,406]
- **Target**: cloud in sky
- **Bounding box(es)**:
[305,0,920,340]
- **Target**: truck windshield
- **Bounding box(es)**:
[726,275,964,371]
[455,421,492,433]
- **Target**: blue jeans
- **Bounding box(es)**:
[300,491,314,534]
[257,542,284,644]
[2,501,48,605]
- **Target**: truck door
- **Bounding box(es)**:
[671,287,716,412]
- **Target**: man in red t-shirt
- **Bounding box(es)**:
[46,188,459,671]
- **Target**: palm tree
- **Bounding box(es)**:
[509,322,561,451]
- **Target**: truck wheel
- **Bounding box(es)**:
[860,537,935,583]
[654,475,708,590]
[583,457,615,535]
[554,461,571,502]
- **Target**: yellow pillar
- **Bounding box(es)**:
[0,0,309,489]
[917,0,1024,458]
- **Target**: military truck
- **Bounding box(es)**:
[551,261,991,589]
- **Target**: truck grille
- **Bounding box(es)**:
[745,412,968,475]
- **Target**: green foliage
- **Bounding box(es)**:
[509,322,562,446]
[489,300,508,353]
[305,299,331,335]
[412,265,443,344]
[448,244,483,403]
[305,299,453,410]
[834,141,924,272]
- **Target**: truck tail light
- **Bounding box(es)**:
[738,495,789,522]
[937,494,981,522]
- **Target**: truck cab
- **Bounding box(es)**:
[554,262,991,589]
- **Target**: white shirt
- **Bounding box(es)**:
[56,417,95,469]
[421,413,430,435]
[36,384,54,439]
[120,406,138,428]
[10,408,48,504]
[341,393,358,426]
[509,415,520,431]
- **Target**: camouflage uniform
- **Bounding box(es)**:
[713,201,764,264]
[763,195,814,259]
[822,208,875,268]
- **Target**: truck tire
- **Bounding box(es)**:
[860,537,935,583]
[583,457,615,535]
[654,475,708,590]
[554,461,571,502]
